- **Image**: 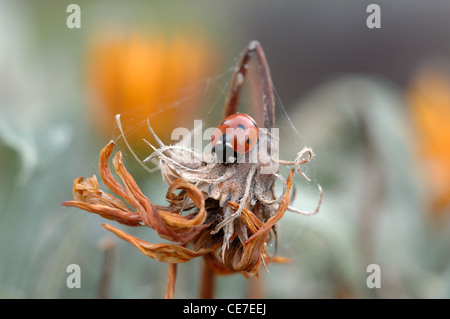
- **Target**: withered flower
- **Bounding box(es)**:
[63,41,322,298]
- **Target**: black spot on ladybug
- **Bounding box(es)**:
[237,123,245,130]
[246,137,251,145]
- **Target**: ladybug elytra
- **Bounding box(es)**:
[211,113,259,163]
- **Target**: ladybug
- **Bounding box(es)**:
[211,113,259,163]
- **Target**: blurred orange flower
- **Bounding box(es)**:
[86,31,219,146]
[407,64,450,217]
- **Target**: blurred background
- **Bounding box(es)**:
[1,0,450,298]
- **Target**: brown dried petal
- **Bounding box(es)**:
[64,141,209,244]
[111,149,164,230]
[98,141,135,207]
[103,223,212,263]
[227,202,263,235]
[72,175,129,211]
[101,142,206,243]
[62,176,141,226]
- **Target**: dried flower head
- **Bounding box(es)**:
[63,41,322,298]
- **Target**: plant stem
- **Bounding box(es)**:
[199,259,215,299]
[165,263,177,299]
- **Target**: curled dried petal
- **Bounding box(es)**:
[221,169,295,276]
[246,169,294,244]
[159,179,207,229]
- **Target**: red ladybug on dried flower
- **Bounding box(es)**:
[211,113,259,163]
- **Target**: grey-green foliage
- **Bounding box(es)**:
[274,75,450,298]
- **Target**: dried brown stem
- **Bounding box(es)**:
[165,263,177,299]
[199,260,215,299]
[224,41,275,129]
